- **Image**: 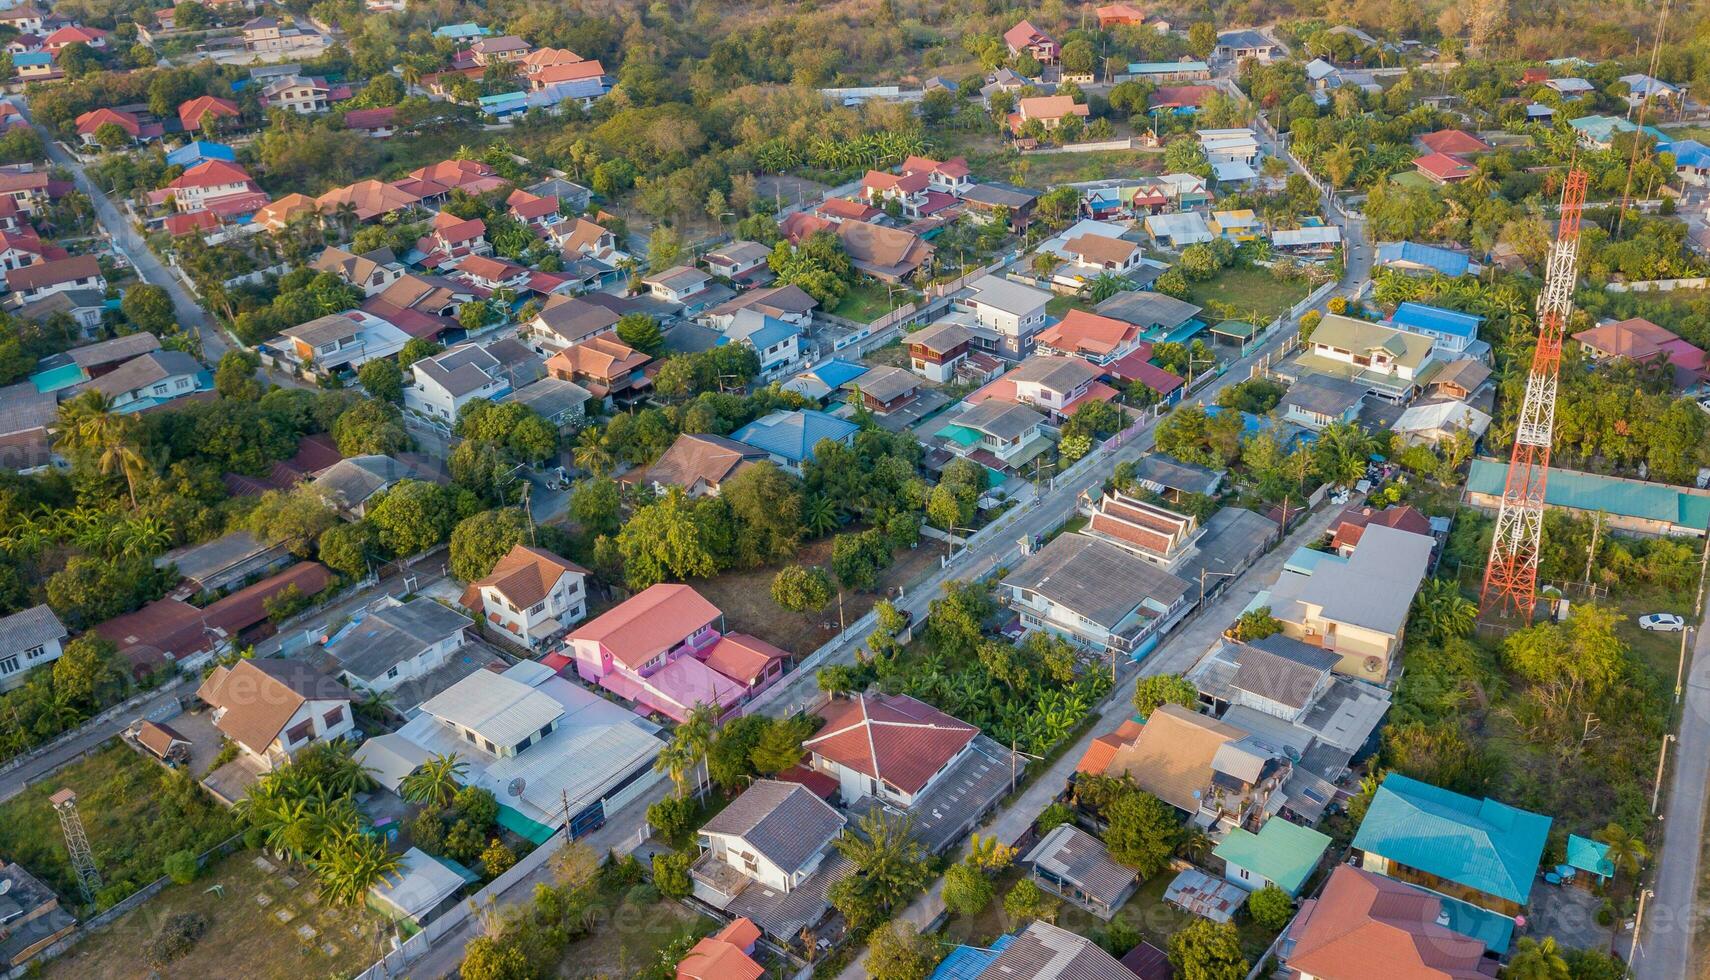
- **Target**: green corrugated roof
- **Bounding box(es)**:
[497,804,558,845]
[1565,835,1614,878]
[1467,459,1710,531]
[936,423,982,447]
[1212,819,1331,895]
[1351,774,1551,906]
[1211,319,1260,340]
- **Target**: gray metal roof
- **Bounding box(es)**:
[965,274,1050,316]
[499,377,590,420]
[0,604,65,653]
[982,921,1142,980]
[155,530,273,582]
[1007,354,1101,392]
[1025,824,1138,908]
[311,455,412,510]
[1002,534,1190,630]
[949,400,1046,441]
[1130,453,1224,495]
[1095,290,1203,330]
[413,343,502,397]
[1269,523,1434,636]
[1278,374,1368,417]
[83,350,202,398]
[1230,634,1338,709]
[327,598,472,683]
[701,779,845,875]
[0,382,55,436]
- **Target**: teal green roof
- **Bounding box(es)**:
[1565,835,1614,878]
[1467,459,1710,531]
[936,423,982,447]
[1440,892,1516,953]
[497,804,558,845]
[1212,819,1330,895]
[1352,774,1551,906]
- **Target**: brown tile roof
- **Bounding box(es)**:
[458,544,585,611]
[701,633,789,686]
[1572,317,1679,360]
[567,583,722,670]
[201,562,332,636]
[317,179,421,221]
[1417,129,1491,156]
[805,693,978,796]
[635,433,767,492]
[1018,95,1089,121]
[136,720,190,758]
[1064,233,1140,267]
[678,917,765,980]
[1106,702,1244,812]
[547,336,649,384]
[7,255,99,291]
[196,658,353,755]
[253,192,318,230]
[1330,503,1433,552]
[1075,718,1143,776]
[533,294,620,343]
[835,221,933,278]
[1037,309,1139,356]
[1286,866,1493,979]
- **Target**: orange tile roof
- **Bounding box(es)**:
[178,95,239,132]
[547,336,649,384]
[701,633,789,686]
[459,544,585,612]
[1036,309,1138,356]
[1287,866,1493,979]
[805,693,978,796]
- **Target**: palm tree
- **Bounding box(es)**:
[834,809,930,917]
[313,832,403,907]
[1176,829,1213,863]
[1412,578,1477,641]
[1503,936,1569,980]
[56,390,147,508]
[401,63,421,94]
[1086,273,1127,303]
[803,495,840,536]
[572,428,614,477]
[400,753,467,808]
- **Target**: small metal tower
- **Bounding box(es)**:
[49,788,100,903]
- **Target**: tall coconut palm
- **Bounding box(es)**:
[55,390,147,508]
[400,753,468,808]
[572,428,614,477]
[313,831,403,907]
[1504,936,1569,980]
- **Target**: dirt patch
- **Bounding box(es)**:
[693,536,945,655]
[754,174,833,209]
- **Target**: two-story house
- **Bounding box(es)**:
[1282,313,1440,403]
[906,318,973,382]
[5,255,104,303]
[691,780,845,913]
[272,309,409,375]
[900,154,974,195]
[75,349,207,412]
[932,400,1048,472]
[404,343,514,421]
[703,240,772,283]
[459,544,588,650]
[978,354,1111,421]
[470,35,531,65]
[321,596,473,699]
[165,160,259,212]
[261,75,333,114]
[860,168,931,217]
[1002,532,1192,657]
[311,245,405,297]
[566,583,732,722]
[416,211,489,267]
[505,189,561,231]
[1387,301,1486,360]
[526,294,620,353]
[958,274,1052,358]
[196,658,355,772]
[0,605,67,692]
[722,309,804,378]
[643,265,711,305]
[1003,20,1059,63]
[545,336,651,405]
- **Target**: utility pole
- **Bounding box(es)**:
[1582,510,1602,588]
[1680,532,1710,701]
[561,789,574,845]
[1652,733,1675,815]
[1629,887,1653,968]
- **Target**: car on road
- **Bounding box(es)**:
[1640,613,1687,632]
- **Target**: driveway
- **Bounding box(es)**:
[19,104,234,363]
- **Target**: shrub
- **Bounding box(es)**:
[646,795,699,841]
[626,882,661,906]
[605,852,644,887]
[652,852,692,899]
[145,912,208,966]
[480,838,516,879]
[1247,884,1294,931]
[411,810,447,854]
[163,850,198,885]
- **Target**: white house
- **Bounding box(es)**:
[459,544,588,651]
[957,274,1052,358]
[803,693,980,809]
[0,605,66,693]
[692,780,845,908]
[322,596,473,696]
[6,255,106,304]
[723,309,804,378]
[196,659,356,772]
[1002,532,1192,656]
[404,344,513,422]
[642,265,710,304]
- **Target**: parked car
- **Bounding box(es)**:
[1639,613,1687,632]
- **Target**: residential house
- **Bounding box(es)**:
[416,210,489,267]
[316,179,422,222]
[1011,95,1089,134]
[269,309,409,375]
[404,159,508,197]
[1375,241,1471,277]
[1129,452,1224,501]
[1097,4,1148,28]
[1208,209,1261,242]
[0,605,66,692]
[730,409,859,474]
[0,171,49,215]
[900,154,974,195]
[1081,491,1202,571]
[261,74,334,114]
[692,780,845,908]
[0,861,76,971]
[931,400,1052,473]
[632,433,767,497]
[470,35,531,65]
[545,336,651,404]
[0,381,58,471]
[42,26,107,53]
[454,255,533,294]
[910,319,988,384]
[843,364,921,414]
[1120,59,1211,81]
[835,221,933,282]
[704,284,818,331]
[526,294,619,353]
[1278,313,1440,402]
[1283,865,1509,979]
[12,53,56,82]
[1393,399,1492,447]
[196,658,355,772]
[803,693,979,809]
[1569,113,1644,150]
[1574,316,1707,389]
[1061,233,1144,274]
[73,349,208,413]
[1619,73,1681,107]
[1143,210,1214,247]
[1003,20,1058,63]
[1276,375,1367,430]
[1272,226,1342,258]
[643,265,711,305]
[1101,702,1280,829]
[74,108,159,145]
[1352,773,1550,919]
[1266,522,1435,682]
[165,160,260,212]
[1414,152,1474,184]
[704,240,773,283]
[344,107,398,137]
[459,544,588,651]
[1417,129,1491,157]
[311,454,435,518]
[404,343,512,421]
[859,168,931,217]
[1003,532,1191,657]
[312,245,405,297]
[179,95,241,133]
[156,529,289,595]
[362,274,468,341]
[677,919,765,980]
[723,309,804,378]
[957,274,1051,357]
[1215,28,1283,62]
[960,182,1038,231]
[940,922,1143,980]
[969,353,1115,421]
[1388,301,1486,359]
[566,583,742,722]
[1149,84,1217,113]
[1037,309,1145,366]
[1025,824,1139,920]
[321,595,473,696]
[1212,819,1330,897]
[1328,503,1433,556]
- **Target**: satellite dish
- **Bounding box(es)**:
[0,879,13,895]
[507,777,526,798]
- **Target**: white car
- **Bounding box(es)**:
[1639,613,1687,632]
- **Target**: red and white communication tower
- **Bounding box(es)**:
[1479,168,1590,621]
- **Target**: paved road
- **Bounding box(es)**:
[20,105,234,363]
[0,679,193,804]
[1634,617,1710,979]
[833,498,1352,978]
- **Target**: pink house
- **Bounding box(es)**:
[566,584,769,722]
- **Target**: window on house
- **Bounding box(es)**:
[0,656,17,675]
[323,706,344,728]
[483,738,495,753]
[286,719,314,744]
[464,729,476,744]
[529,601,545,614]
[24,645,42,660]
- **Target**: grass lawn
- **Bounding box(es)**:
[42,849,389,980]
[555,876,714,978]
[1184,266,1310,323]
[0,742,240,908]
[1046,293,1095,318]
[830,281,918,323]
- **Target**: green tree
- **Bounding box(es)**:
[569,478,622,539]
[332,399,409,457]
[399,753,467,808]
[460,936,531,980]
[831,529,893,591]
[1104,790,1180,877]
[317,521,378,579]
[367,480,457,557]
[771,565,833,613]
[942,861,995,917]
[122,284,176,333]
[615,313,665,356]
[1412,578,1477,641]
[616,488,720,589]
[865,921,939,980]
[652,851,692,898]
[51,635,122,708]
[356,359,403,403]
[1132,674,1198,718]
[163,850,198,885]
[1187,22,1218,59]
[398,338,443,370]
[1504,937,1570,980]
[749,716,809,774]
[214,350,263,400]
[647,227,686,272]
[1229,607,1283,641]
[1169,919,1248,980]
[480,837,515,878]
[246,486,339,558]
[449,508,530,582]
[56,390,148,508]
[721,461,803,566]
[829,810,931,928]
[1247,884,1293,931]
[1003,877,1059,922]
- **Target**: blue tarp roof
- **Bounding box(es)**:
[433,22,490,38]
[731,409,860,463]
[929,936,1014,980]
[1376,241,1470,277]
[166,141,236,167]
[1389,301,1483,340]
[808,359,869,388]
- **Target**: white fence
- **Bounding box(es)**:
[1020,138,1142,155]
[1607,277,1710,293]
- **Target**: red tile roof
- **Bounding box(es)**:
[805,693,979,796]
[74,107,138,137]
[458,544,585,612]
[178,95,239,132]
[343,107,396,130]
[1286,865,1493,979]
[163,210,220,236]
[700,633,789,687]
[567,583,722,671]
[1413,152,1473,181]
[1417,129,1492,156]
[202,562,332,635]
[1037,309,1138,357]
[1149,85,1216,108]
[1330,503,1433,551]
[169,159,253,190]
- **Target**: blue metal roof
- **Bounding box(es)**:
[929,936,1013,980]
[731,409,859,463]
[745,316,802,351]
[1376,241,1470,277]
[14,53,51,66]
[1389,301,1483,341]
[432,22,489,38]
[1671,139,1710,169]
[166,140,236,167]
[1352,773,1551,906]
[808,359,869,389]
